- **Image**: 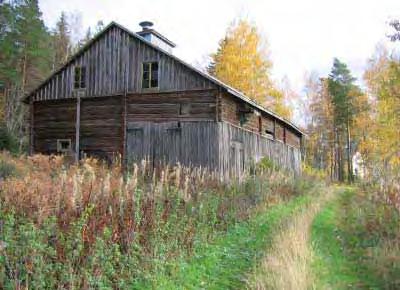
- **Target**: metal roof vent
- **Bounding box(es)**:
[137,21,176,54]
[139,21,154,31]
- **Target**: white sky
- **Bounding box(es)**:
[39,0,399,95]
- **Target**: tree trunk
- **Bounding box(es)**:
[346,119,352,183]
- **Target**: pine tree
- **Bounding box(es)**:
[0,0,53,148]
[53,12,71,69]
[328,58,358,182]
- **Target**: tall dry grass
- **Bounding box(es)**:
[246,186,332,290]
[0,152,304,288]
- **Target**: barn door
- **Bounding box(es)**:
[152,122,181,167]
[126,122,181,168]
[126,122,152,165]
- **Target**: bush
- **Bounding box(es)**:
[0,159,18,179]
[338,187,400,288]
[0,124,20,154]
[0,153,308,288]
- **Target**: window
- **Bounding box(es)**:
[180,103,191,115]
[142,62,159,89]
[74,66,86,89]
[57,139,72,153]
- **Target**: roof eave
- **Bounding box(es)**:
[25,21,304,137]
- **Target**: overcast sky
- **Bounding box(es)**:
[39,0,399,94]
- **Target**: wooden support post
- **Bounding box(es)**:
[75,96,81,162]
[29,99,34,155]
[121,94,127,170]
[216,88,221,122]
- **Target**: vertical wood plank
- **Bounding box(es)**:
[75,96,81,162]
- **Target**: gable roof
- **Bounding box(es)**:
[25,21,304,136]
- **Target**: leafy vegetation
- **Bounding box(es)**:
[0,1,398,288]
[0,153,313,289]
[207,19,292,119]
[312,187,400,289]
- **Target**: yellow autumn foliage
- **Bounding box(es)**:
[363,51,400,170]
[208,19,291,119]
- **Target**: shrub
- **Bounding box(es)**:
[338,187,400,288]
[0,159,18,180]
[0,124,20,154]
[0,153,307,288]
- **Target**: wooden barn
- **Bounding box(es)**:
[25,21,304,178]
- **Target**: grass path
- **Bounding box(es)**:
[149,194,314,289]
[152,186,388,290]
[310,187,389,289]
[310,188,362,289]
[246,186,335,289]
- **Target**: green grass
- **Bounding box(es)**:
[146,194,314,289]
[311,188,384,289]
[311,190,360,289]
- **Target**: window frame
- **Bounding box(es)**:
[74,66,86,90]
[57,139,72,153]
[141,61,159,90]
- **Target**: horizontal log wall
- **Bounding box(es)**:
[219,92,301,148]
[127,90,217,122]
[285,127,301,148]
[33,99,76,154]
[275,122,285,141]
[80,96,123,161]
[31,26,216,102]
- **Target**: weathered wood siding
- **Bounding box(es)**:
[126,121,219,169]
[219,92,302,149]
[80,96,122,161]
[275,122,285,142]
[27,22,303,175]
[33,99,76,154]
[220,93,261,132]
[30,26,215,102]
[218,122,302,179]
[127,90,217,122]
[285,127,301,148]
[125,121,301,177]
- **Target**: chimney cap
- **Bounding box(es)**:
[139,21,154,30]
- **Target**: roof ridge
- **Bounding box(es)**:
[25,21,304,135]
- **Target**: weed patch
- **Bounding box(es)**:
[0,153,312,288]
[311,187,400,289]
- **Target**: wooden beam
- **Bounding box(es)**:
[121,95,127,168]
[216,88,221,122]
[75,96,81,162]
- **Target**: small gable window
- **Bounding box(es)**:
[74,66,86,89]
[142,62,159,89]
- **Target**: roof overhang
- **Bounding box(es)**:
[24,21,304,136]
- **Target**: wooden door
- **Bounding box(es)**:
[126,122,181,168]
[126,122,152,165]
